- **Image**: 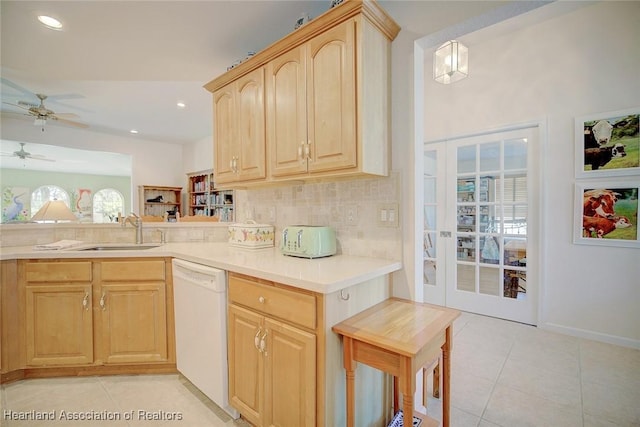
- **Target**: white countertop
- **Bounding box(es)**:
[0,242,401,294]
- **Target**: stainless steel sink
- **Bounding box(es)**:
[79,244,161,251]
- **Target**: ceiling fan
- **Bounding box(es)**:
[3,93,89,130]
[1,143,55,162]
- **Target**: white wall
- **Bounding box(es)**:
[389,28,422,301]
[421,2,640,347]
[182,134,213,175]
[1,117,184,212]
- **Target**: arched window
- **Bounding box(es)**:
[93,188,124,223]
[31,185,71,217]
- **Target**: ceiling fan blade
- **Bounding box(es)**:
[2,101,31,111]
[0,111,33,119]
[53,112,80,119]
[0,77,35,97]
[28,154,56,162]
[54,117,89,128]
[17,100,39,108]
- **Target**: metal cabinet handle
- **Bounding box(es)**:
[254,327,262,352]
[305,140,312,162]
[260,330,268,356]
[99,291,106,311]
[82,292,90,311]
[298,141,305,162]
[258,296,265,304]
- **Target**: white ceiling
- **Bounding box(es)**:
[0,0,509,173]
[0,139,132,176]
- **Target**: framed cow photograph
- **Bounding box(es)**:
[574,181,640,248]
[575,107,640,178]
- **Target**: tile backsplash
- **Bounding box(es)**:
[1,174,402,261]
[0,223,229,248]
[236,172,402,260]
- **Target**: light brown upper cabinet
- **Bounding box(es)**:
[213,68,267,185]
[268,20,357,178]
[206,0,400,186]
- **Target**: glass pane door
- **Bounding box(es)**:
[435,127,538,325]
[423,145,446,305]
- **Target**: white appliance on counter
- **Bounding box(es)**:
[172,259,239,419]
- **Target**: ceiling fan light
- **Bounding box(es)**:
[37,15,63,30]
[34,118,47,127]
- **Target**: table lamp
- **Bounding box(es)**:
[31,200,78,223]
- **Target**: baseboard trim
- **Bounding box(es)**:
[1,364,178,385]
[540,322,640,350]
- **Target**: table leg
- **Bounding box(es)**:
[343,336,356,427]
[394,376,399,412]
[421,368,427,408]
[442,326,452,427]
[400,357,415,424]
[433,361,440,398]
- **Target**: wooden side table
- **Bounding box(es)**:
[332,298,460,427]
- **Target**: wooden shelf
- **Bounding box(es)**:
[187,170,234,221]
[139,186,182,220]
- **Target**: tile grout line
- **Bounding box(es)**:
[97,376,132,427]
[476,337,514,427]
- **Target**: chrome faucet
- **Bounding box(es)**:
[122,213,143,244]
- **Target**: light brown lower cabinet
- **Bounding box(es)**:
[24,260,94,366]
[228,274,316,427]
[228,272,393,426]
[263,317,316,426]
[25,283,94,366]
[2,258,175,382]
[97,260,168,364]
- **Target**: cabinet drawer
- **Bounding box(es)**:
[229,275,316,330]
[100,260,165,281]
[25,261,92,282]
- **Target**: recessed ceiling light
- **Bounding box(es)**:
[130,129,139,134]
[37,15,63,30]
[177,102,186,109]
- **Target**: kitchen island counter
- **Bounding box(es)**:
[0,242,401,294]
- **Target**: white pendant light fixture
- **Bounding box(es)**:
[434,40,468,84]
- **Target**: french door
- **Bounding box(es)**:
[423,127,539,325]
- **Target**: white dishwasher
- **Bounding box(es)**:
[172,259,239,419]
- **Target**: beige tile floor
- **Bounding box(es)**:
[2,311,639,427]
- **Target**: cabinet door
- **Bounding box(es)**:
[306,19,357,173]
[264,318,316,427]
[25,284,93,366]
[98,283,167,364]
[267,46,309,177]
[236,67,267,182]
[213,85,237,184]
[228,304,264,426]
